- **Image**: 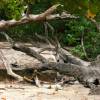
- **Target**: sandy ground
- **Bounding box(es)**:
[0,83,100,100]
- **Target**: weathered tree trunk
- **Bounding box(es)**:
[0,50,23,81]
[58,48,90,66]
[9,41,100,88]
[0,4,81,82]
[1,31,100,88]
[1,40,100,88]
[12,43,48,63]
[38,62,100,87]
[0,4,99,91]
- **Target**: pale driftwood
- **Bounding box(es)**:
[38,62,100,88]
[0,4,78,31]
[0,40,100,89]
[10,41,100,88]
[35,33,90,66]
[58,48,90,66]
[1,32,98,87]
[0,4,60,31]
[12,43,48,63]
[0,3,99,91]
[0,50,23,81]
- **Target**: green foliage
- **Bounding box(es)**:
[62,17,100,59]
[53,0,100,16]
[71,45,85,59]
[6,22,44,41]
[0,0,24,19]
[0,0,100,19]
[0,0,100,60]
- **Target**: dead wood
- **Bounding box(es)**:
[0,3,99,91]
[0,4,78,31]
[1,40,100,89]
[38,62,100,88]
[0,21,100,88]
[2,32,100,89]
[12,43,48,63]
[58,48,90,66]
[13,43,100,88]
[0,50,23,81]
[35,33,90,66]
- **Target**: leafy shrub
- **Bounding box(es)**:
[62,17,100,60]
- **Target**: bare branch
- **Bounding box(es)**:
[1,32,14,47]
[89,18,100,32]
[0,4,78,31]
[2,32,48,63]
[0,4,60,31]
[81,32,89,60]
[59,48,90,66]
[45,22,55,35]
[13,43,48,63]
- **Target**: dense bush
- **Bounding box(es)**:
[0,0,100,60]
[62,17,100,60]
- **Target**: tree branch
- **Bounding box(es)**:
[89,18,100,32]
[1,32,48,63]
[0,4,78,31]
[0,50,23,81]
[0,4,60,31]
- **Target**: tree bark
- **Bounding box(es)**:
[0,50,23,81]
[58,48,90,66]
[0,4,99,90]
[12,43,48,63]
[10,43,100,88]
[1,41,100,88]
[0,4,78,31]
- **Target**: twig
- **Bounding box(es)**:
[89,18,100,32]
[45,22,55,35]
[81,31,89,60]
[0,32,14,47]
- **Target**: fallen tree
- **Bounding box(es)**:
[1,31,100,89]
[0,4,100,90]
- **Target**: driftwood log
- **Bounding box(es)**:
[0,4,100,90]
[0,32,100,89]
[13,43,100,88]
